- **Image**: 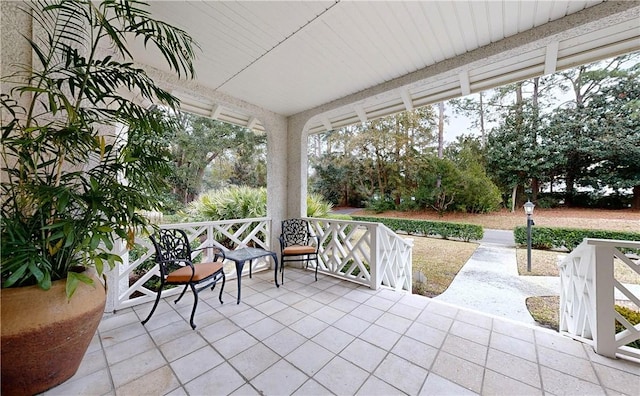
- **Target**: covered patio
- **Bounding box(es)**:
[2,0,640,394]
[45,268,640,395]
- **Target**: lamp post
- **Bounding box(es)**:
[524,200,535,272]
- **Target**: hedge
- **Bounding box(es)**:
[352,216,483,242]
[514,226,640,251]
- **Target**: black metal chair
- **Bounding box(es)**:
[141,229,226,329]
[279,219,319,283]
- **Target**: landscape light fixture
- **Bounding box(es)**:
[524,200,535,272]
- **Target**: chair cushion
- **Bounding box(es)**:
[166,262,224,283]
[283,245,316,255]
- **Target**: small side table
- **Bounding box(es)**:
[223,247,279,304]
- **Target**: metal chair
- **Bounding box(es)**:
[141,229,225,329]
[279,219,319,283]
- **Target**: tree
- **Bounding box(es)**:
[541,53,639,206]
[585,72,640,208]
[168,112,265,204]
[309,108,436,208]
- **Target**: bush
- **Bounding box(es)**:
[367,197,396,213]
[322,214,353,221]
[183,186,267,221]
[615,305,640,349]
[182,187,334,221]
[307,193,333,217]
[352,216,483,242]
[514,226,640,251]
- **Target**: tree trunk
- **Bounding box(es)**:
[531,77,540,202]
[437,102,444,159]
[479,92,486,146]
[633,185,640,210]
[511,185,517,212]
[565,174,575,207]
[436,102,445,190]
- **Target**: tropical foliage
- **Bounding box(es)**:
[0,0,196,296]
[182,186,333,221]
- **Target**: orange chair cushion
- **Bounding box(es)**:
[283,245,316,255]
[166,262,224,283]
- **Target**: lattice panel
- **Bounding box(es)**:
[308,218,413,292]
[378,224,413,292]
[611,249,640,349]
[310,220,373,285]
[559,246,596,339]
[110,218,271,310]
[559,239,640,360]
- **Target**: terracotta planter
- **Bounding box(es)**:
[1,273,106,396]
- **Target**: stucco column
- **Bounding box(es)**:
[286,116,309,220]
[1,2,32,110]
[263,117,288,251]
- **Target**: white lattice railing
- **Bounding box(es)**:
[106,218,271,311]
[306,218,413,292]
[559,238,640,360]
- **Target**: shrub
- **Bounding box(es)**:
[307,193,333,217]
[514,227,640,251]
[367,197,396,213]
[182,187,335,221]
[615,305,640,349]
[352,216,483,242]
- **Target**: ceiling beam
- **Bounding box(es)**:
[354,105,368,124]
[544,41,560,75]
[459,71,471,96]
[247,116,258,130]
[400,89,414,111]
[210,104,222,120]
[322,117,333,131]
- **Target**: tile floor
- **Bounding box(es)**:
[44,268,640,395]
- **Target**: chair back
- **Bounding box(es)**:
[281,219,311,246]
[150,229,192,277]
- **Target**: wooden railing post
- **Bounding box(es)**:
[592,243,617,358]
[370,223,379,290]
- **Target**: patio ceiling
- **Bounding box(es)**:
[131,1,640,133]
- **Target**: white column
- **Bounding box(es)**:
[263,117,288,253]
[285,117,309,219]
[370,223,379,290]
[593,244,617,357]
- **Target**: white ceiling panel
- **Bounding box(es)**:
[130,1,639,132]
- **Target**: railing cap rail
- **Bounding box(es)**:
[303,216,378,226]
[585,238,640,248]
[161,217,271,228]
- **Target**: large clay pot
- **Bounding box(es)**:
[1,272,106,396]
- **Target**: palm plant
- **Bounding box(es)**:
[1,0,196,297]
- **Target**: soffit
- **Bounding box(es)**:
[130,1,640,133]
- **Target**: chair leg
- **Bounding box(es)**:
[141,285,164,326]
[174,284,189,304]
[314,258,318,281]
[280,259,285,285]
[188,283,199,330]
[218,272,225,304]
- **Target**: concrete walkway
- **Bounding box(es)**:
[434,245,557,325]
[434,233,639,325]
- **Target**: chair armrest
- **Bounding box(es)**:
[311,235,320,249]
[192,246,226,262]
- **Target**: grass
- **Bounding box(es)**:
[354,207,640,232]
[411,236,478,297]
[516,248,640,284]
[526,296,559,330]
